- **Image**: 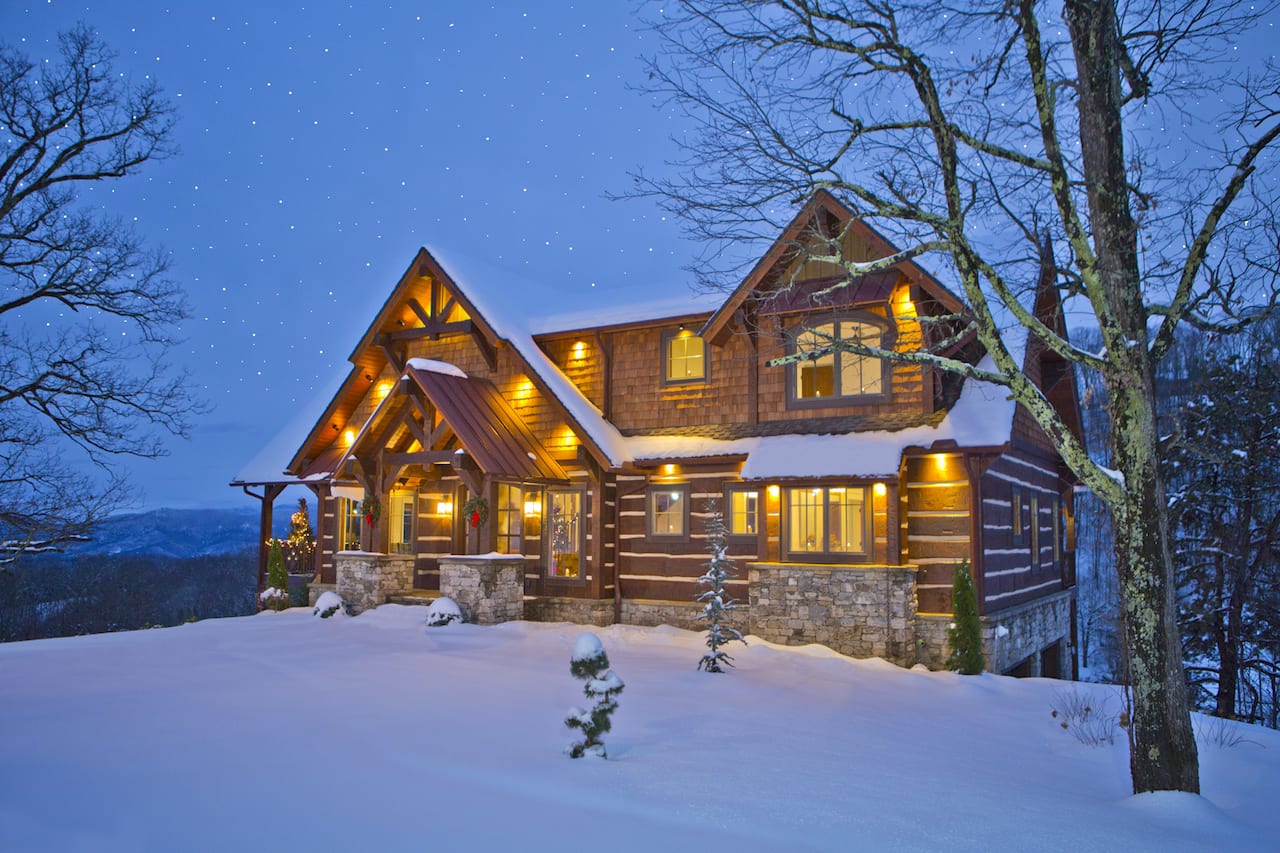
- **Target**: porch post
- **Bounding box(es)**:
[243,483,284,593]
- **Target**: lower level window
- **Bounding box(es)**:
[388,491,416,555]
[496,484,524,555]
[547,489,583,578]
[726,486,758,537]
[338,497,362,551]
[648,484,689,539]
[786,486,869,558]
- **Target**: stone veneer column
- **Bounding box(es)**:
[335,552,415,614]
[439,555,525,624]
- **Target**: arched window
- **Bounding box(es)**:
[789,314,888,404]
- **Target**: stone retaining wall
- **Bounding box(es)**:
[524,596,615,627]
[335,552,414,614]
[749,562,919,666]
[439,555,524,624]
[620,598,749,635]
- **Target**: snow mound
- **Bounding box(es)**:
[425,596,463,627]
[572,632,605,662]
[406,357,467,378]
[312,591,348,619]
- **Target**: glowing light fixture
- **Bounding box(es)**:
[933,453,948,473]
[767,485,780,498]
[523,500,542,516]
[873,482,887,497]
[436,501,453,515]
[342,428,356,447]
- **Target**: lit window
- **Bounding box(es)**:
[338,497,362,551]
[496,484,524,555]
[793,318,884,401]
[725,486,758,538]
[1011,486,1023,545]
[388,491,416,555]
[547,489,584,578]
[648,485,689,538]
[665,331,706,383]
[785,486,869,559]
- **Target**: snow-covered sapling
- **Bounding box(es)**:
[259,540,290,612]
[696,507,746,672]
[564,632,624,759]
[425,596,463,627]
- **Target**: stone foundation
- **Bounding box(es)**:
[335,552,414,614]
[749,562,919,665]
[982,590,1074,675]
[524,596,615,627]
[620,598,749,635]
[439,555,524,624]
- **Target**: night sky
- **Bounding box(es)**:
[7,1,697,510]
[6,3,1277,513]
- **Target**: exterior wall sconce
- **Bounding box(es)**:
[342,428,356,447]
[436,501,453,516]
[523,500,542,516]
[873,482,887,497]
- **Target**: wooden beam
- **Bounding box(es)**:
[385,319,475,343]
[470,326,497,371]
[385,450,457,468]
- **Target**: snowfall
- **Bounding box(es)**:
[1,607,1276,852]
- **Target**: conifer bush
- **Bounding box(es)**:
[564,632,624,758]
[947,559,984,674]
[258,540,290,612]
[696,507,745,672]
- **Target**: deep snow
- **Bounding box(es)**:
[0,605,1276,852]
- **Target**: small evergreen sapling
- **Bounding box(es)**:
[564,632,624,758]
[947,559,985,674]
[696,507,746,672]
[259,540,290,611]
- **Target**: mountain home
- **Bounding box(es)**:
[234,191,1082,675]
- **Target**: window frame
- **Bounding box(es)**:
[661,328,709,386]
[781,484,873,563]
[1030,493,1040,569]
[387,490,417,556]
[495,483,525,556]
[785,312,892,408]
[545,486,587,582]
[1011,486,1023,546]
[337,496,363,552]
[723,483,760,543]
[647,483,691,542]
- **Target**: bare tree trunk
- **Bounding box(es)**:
[1066,0,1199,793]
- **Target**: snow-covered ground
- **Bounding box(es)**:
[1,606,1275,852]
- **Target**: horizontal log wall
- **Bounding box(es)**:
[616,470,754,604]
[903,454,971,615]
[979,451,1064,612]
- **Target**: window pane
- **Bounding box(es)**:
[666,334,706,381]
[729,489,758,536]
[496,484,524,554]
[548,490,582,578]
[339,497,362,551]
[388,491,415,555]
[797,325,836,398]
[651,489,685,536]
[838,321,882,396]
[827,487,866,553]
[788,488,824,552]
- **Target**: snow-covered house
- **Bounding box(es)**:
[233,191,1082,675]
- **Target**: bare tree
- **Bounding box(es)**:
[636,0,1280,793]
[0,27,198,564]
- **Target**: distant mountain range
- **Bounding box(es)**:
[60,505,295,560]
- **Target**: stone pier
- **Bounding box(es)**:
[335,552,415,614]
[439,555,525,624]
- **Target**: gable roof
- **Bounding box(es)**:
[699,189,966,345]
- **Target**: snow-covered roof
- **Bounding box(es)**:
[625,357,1015,479]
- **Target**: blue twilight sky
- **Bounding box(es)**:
[6,3,1277,512]
[7,1,700,510]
